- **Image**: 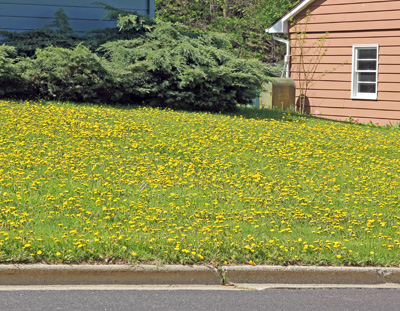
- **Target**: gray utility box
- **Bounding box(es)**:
[259,78,295,110]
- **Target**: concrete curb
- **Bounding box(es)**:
[0,265,220,286]
[223,266,400,285]
[1,265,400,286]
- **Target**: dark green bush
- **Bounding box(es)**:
[0,45,27,98]
[19,45,112,103]
[101,21,266,112]
[0,29,80,58]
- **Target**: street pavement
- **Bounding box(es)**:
[0,287,399,311]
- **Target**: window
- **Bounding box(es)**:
[351,45,379,100]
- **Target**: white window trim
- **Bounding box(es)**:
[351,44,379,100]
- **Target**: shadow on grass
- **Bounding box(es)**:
[4,98,361,126]
[226,106,295,121]
[224,106,354,127]
[59,100,301,122]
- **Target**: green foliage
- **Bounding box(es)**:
[93,2,155,33]
[0,29,80,58]
[155,0,209,29]
[155,0,299,62]
[117,15,154,32]
[19,45,112,103]
[0,45,27,97]
[47,8,74,34]
[101,21,266,112]
[0,45,16,75]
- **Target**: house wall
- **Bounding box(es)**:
[0,0,155,33]
[288,0,400,124]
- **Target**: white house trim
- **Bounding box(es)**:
[265,0,317,33]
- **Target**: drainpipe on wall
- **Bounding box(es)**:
[271,35,290,78]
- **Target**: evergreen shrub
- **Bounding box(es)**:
[0,29,80,58]
[101,21,266,112]
[19,45,112,103]
[0,45,27,98]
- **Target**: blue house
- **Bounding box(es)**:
[0,0,155,33]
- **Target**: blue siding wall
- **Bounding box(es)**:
[0,0,155,33]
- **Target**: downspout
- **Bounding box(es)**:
[271,35,290,78]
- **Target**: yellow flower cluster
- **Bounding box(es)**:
[0,100,399,265]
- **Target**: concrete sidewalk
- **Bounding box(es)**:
[1,265,400,287]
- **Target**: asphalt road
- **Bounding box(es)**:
[0,288,399,311]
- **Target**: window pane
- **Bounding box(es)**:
[358,49,377,59]
[358,83,376,93]
[359,72,376,82]
[358,60,376,70]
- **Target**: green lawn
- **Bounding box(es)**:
[1,99,400,266]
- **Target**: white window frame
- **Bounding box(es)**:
[351,44,379,100]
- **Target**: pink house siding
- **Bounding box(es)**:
[277,0,400,124]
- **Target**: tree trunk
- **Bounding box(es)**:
[223,0,230,18]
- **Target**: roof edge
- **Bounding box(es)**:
[266,0,316,34]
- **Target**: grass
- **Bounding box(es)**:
[1,99,400,267]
